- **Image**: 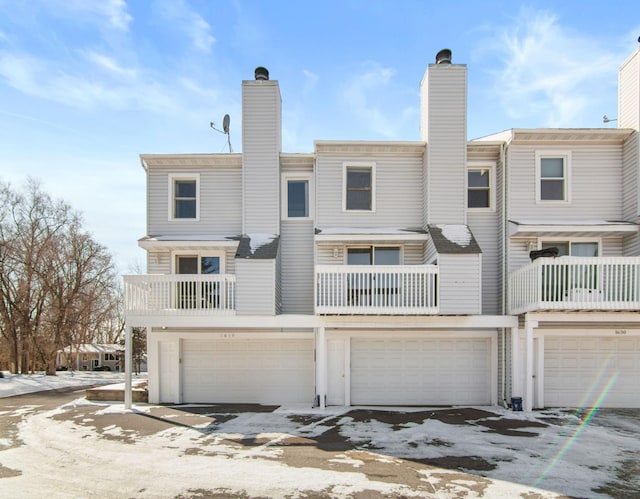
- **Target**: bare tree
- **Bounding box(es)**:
[0,179,122,374]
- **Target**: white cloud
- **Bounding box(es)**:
[342,63,416,139]
[38,0,133,31]
[302,69,319,94]
[476,8,621,128]
[84,51,137,79]
[156,0,215,53]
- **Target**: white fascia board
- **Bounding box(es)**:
[139,239,240,250]
[509,222,638,237]
[525,311,640,324]
[315,233,429,243]
[126,314,518,329]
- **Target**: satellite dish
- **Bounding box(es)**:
[223,114,230,134]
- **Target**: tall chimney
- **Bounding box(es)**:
[421,49,468,225]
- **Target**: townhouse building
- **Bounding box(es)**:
[123,46,640,411]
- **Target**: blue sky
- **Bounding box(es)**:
[0,1,638,273]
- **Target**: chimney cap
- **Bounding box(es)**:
[435,48,452,64]
[254,66,269,80]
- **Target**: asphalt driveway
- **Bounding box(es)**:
[1,389,639,498]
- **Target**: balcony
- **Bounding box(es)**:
[315,265,438,315]
[124,274,236,316]
[508,257,640,314]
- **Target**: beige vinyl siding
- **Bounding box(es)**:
[509,145,623,221]
[437,254,481,314]
[315,242,425,265]
[147,252,171,274]
[235,259,276,315]
[601,237,623,256]
[496,155,505,314]
[468,214,499,314]
[146,247,237,275]
[315,152,424,228]
[281,220,314,314]
[242,81,281,235]
[508,240,531,274]
[147,167,242,236]
[424,65,467,225]
[622,133,640,221]
[619,48,639,131]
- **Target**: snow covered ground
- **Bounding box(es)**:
[1,373,639,498]
[0,371,142,398]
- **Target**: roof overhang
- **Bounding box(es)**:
[139,235,241,250]
[509,220,639,238]
[315,228,429,243]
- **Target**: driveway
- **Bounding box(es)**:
[1,389,639,498]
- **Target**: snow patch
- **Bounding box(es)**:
[435,224,472,247]
[246,233,276,253]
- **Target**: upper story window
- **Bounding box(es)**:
[536,152,571,203]
[467,163,495,210]
[344,162,376,212]
[169,174,200,220]
[282,173,313,220]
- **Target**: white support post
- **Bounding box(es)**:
[124,324,133,410]
[510,326,520,398]
[524,318,537,412]
[316,327,326,409]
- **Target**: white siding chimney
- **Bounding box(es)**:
[619,47,640,131]
[241,67,282,235]
[421,49,467,225]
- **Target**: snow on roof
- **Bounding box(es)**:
[511,219,635,226]
[61,344,121,354]
[141,234,240,241]
[434,224,472,247]
[235,234,280,259]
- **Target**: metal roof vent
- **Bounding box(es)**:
[254,66,269,80]
[435,49,452,64]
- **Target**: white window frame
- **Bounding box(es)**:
[538,237,601,256]
[345,244,403,265]
[535,151,571,204]
[171,250,226,275]
[281,172,313,220]
[466,161,496,212]
[343,162,376,212]
[168,173,200,221]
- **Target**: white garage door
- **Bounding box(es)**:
[544,336,640,408]
[182,339,314,404]
[351,337,492,405]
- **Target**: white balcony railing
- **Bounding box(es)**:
[124,274,236,316]
[315,265,438,315]
[508,257,640,314]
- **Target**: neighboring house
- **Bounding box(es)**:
[56,344,122,372]
[124,46,640,411]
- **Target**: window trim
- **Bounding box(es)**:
[171,250,226,275]
[168,173,200,221]
[467,161,496,212]
[345,244,403,265]
[537,237,601,256]
[343,162,376,212]
[281,172,313,220]
[535,151,571,204]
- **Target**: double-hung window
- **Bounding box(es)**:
[344,162,375,211]
[169,174,200,220]
[536,152,571,202]
[467,163,494,209]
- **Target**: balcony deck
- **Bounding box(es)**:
[124,274,236,316]
[508,257,640,315]
[315,265,438,315]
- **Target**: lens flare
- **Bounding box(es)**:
[533,362,618,488]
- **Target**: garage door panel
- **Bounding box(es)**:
[182,339,314,404]
[351,337,491,406]
[544,336,640,408]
